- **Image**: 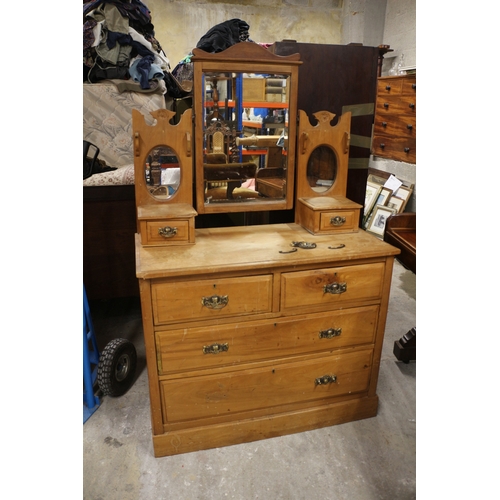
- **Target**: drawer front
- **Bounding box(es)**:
[399,94,416,115]
[281,263,385,312]
[156,305,379,374]
[141,219,191,246]
[152,275,273,325]
[401,77,416,95]
[318,210,359,233]
[377,78,403,96]
[375,96,403,115]
[373,115,416,138]
[161,349,373,422]
[372,136,416,163]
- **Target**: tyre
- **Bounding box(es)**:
[97,338,137,397]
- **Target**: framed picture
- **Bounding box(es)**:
[395,185,412,211]
[375,187,393,207]
[364,181,382,217]
[387,196,405,213]
[366,205,397,237]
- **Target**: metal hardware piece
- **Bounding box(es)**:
[315,374,337,386]
[385,85,391,91]
[291,241,317,249]
[201,295,229,309]
[158,226,178,238]
[323,282,347,294]
[328,244,345,250]
[330,216,346,226]
[319,327,342,339]
[279,248,298,254]
[202,342,229,355]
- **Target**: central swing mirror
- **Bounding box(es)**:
[192,44,301,214]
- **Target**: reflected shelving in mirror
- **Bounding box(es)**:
[192,43,301,214]
[145,146,180,200]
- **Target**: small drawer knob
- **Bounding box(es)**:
[382,121,387,127]
[409,102,415,109]
[412,83,416,90]
[383,102,389,108]
[404,147,410,153]
[407,124,413,130]
[385,85,391,91]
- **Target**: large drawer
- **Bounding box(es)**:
[156,305,379,374]
[281,263,385,312]
[161,349,373,423]
[372,136,416,163]
[152,274,273,325]
[373,114,416,138]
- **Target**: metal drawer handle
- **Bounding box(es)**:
[323,282,347,295]
[382,121,387,127]
[201,295,228,309]
[404,147,410,153]
[407,124,413,130]
[319,327,342,339]
[412,83,416,90]
[315,374,337,386]
[385,85,391,91]
[202,342,229,355]
[330,216,346,226]
[380,143,385,149]
[158,226,177,238]
[409,102,415,109]
[383,102,389,108]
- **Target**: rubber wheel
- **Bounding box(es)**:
[97,338,137,397]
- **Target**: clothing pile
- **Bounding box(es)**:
[83,0,188,97]
[172,18,253,92]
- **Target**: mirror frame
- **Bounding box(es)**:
[192,43,301,214]
[132,108,193,209]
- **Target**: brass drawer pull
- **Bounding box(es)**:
[315,374,337,386]
[319,327,342,339]
[201,295,228,309]
[158,226,178,238]
[323,282,347,294]
[202,342,229,355]
[291,241,317,249]
[330,216,346,226]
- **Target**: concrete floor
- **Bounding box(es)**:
[83,259,416,500]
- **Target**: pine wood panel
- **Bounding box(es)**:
[152,274,273,324]
[156,305,379,374]
[281,262,385,311]
[161,349,373,423]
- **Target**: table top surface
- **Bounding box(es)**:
[135,223,400,280]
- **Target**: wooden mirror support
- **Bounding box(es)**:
[132,108,197,246]
[192,43,302,214]
[295,110,361,235]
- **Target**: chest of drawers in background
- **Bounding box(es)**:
[136,223,400,457]
[371,74,416,163]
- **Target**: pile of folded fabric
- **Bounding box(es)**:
[83,0,176,94]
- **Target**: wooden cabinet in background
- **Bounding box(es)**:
[372,74,416,163]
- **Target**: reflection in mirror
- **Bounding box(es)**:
[145,146,180,200]
[202,72,290,205]
[306,146,337,193]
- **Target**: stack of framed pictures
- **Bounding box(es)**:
[363,169,413,238]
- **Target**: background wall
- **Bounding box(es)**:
[143,0,416,211]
